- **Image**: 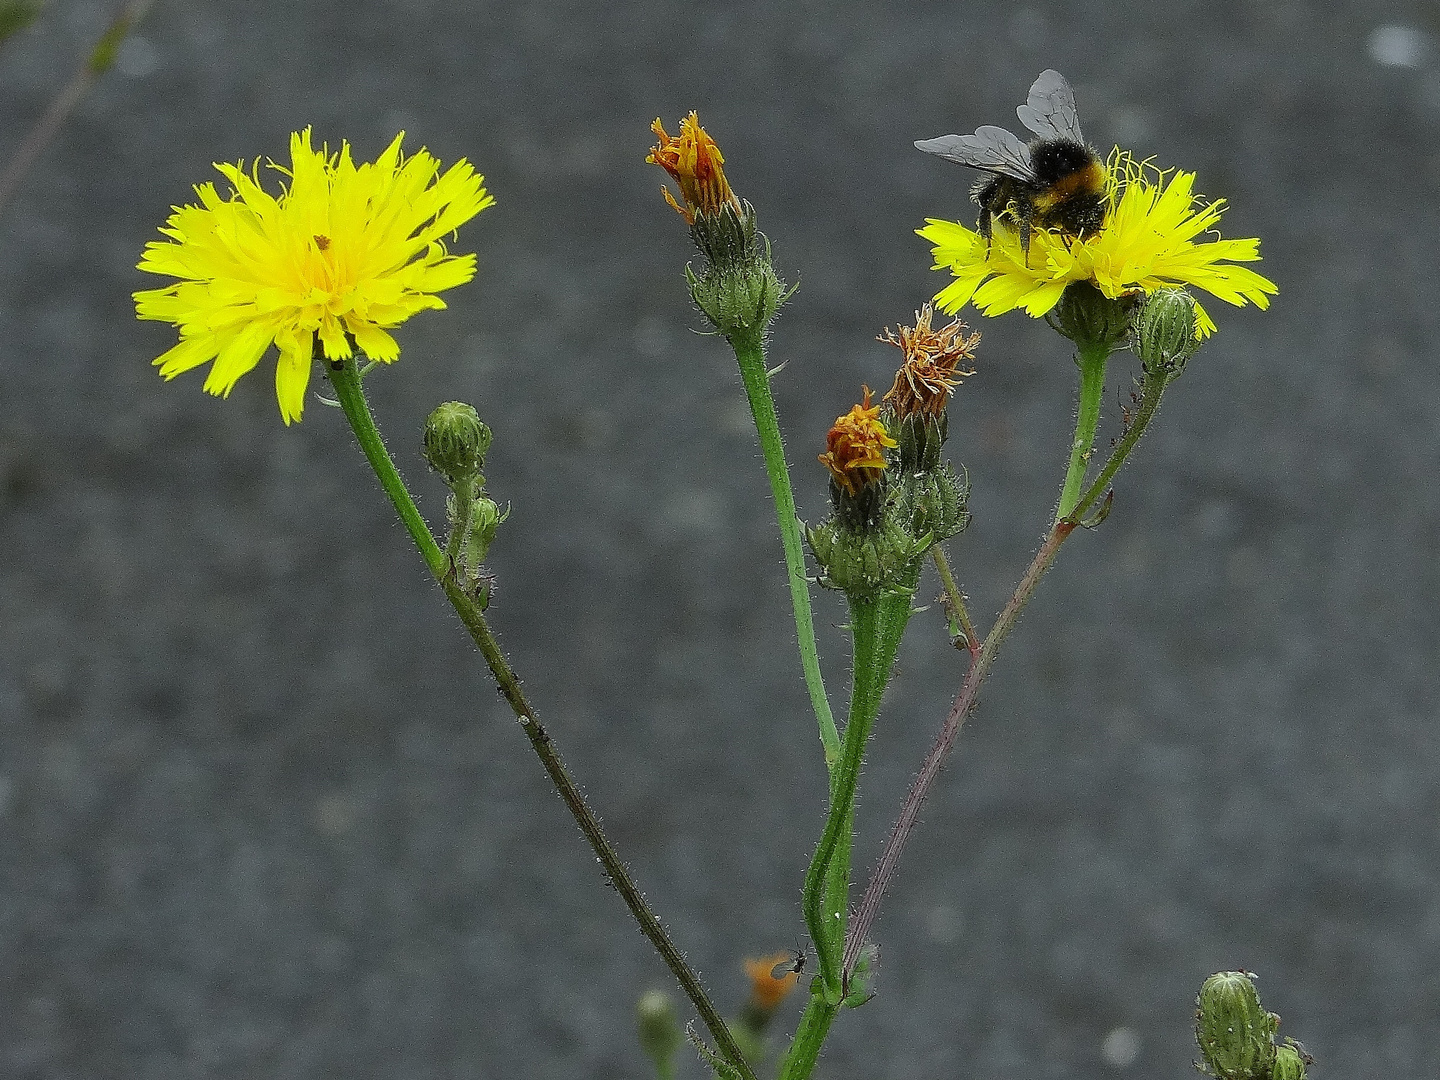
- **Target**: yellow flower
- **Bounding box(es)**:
[135,128,494,424]
[818,387,899,496]
[646,111,742,223]
[919,151,1276,338]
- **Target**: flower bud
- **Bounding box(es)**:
[1049,280,1137,353]
[1195,971,1278,1079]
[635,989,684,1075]
[460,492,507,566]
[686,251,785,339]
[889,411,946,474]
[423,401,491,487]
[649,115,788,339]
[893,463,969,543]
[817,388,897,529]
[1135,287,1201,381]
[1270,1040,1309,1080]
[806,514,930,600]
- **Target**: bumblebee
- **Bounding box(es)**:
[915,70,1107,257]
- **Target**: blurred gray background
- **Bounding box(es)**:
[1,0,1435,1076]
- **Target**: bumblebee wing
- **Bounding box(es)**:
[914,125,1036,181]
[1016,69,1085,145]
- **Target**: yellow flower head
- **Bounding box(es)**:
[743,953,802,1013]
[879,303,979,419]
[646,111,742,224]
[818,387,899,496]
[135,128,494,424]
[919,151,1277,338]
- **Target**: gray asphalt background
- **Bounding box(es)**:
[1,1,1436,1077]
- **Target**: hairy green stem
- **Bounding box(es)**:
[327,359,758,1080]
[1055,342,1110,522]
[444,482,476,564]
[327,359,445,576]
[799,595,879,1002]
[788,583,914,1080]
[1069,369,1168,521]
[778,995,838,1080]
[931,544,977,656]
[730,329,840,772]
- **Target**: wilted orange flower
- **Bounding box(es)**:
[818,387,898,496]
[879,304,979,419]
[646,111,742,223]
[743,953,801,1012]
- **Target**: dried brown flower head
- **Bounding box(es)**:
[879,304,979,419]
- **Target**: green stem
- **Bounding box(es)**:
[730,330,840,772]
[1069,369,1168,521]
[777,995,838,1080]
[786,585,913,1079]
[931,544,977,656]
[326,359,759,1080]
[326,359,445,577]
[799,586,914,990]
[1054,342,1110,522]
[445,482,476,564]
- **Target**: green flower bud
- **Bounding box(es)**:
[689,199,763,268]
[686,259,785,339]
[1135,287,1201,381]
[893,463,969,544]
[1196,971,1278,1080]
[806,512,930,601]
[680,202,787,338]
[889,411,947,474]
[1270,1040,1309,1080]
[1049,280,1137,353]
[423,401,491,487]
[462,492,508,566]
[635,989,684,1076]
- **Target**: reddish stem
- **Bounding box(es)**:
[842,519,1075,982]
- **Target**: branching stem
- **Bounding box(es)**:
[842,360,1172,984]
[327,359,758,1080]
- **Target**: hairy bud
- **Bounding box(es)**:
[1049,280,1137,353]
[1195,971,1278,1080]
[1135,287,1200,381]
[423,401,491,487]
